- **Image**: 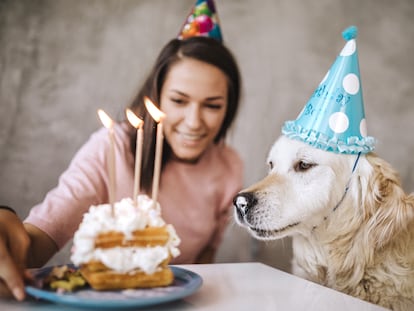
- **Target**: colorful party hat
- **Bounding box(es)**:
[282,26,375,154]
[178,0,223,42]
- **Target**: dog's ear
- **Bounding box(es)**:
[361,153,414,248]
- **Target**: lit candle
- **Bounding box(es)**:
[97,109,116,209]
[144,97,166,202]
[126,108,144,205]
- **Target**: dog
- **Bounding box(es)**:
[234,135,414,311]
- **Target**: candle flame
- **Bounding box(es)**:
[144,97,165,123]
[97,109,114,129]
[126,109,143,129]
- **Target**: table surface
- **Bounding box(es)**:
[1,262,389,311]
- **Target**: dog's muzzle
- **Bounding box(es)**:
[233,192,257,223]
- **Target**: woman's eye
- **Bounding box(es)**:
[171,98,185,105]
[294,161,315,172]
[204,103,223,110]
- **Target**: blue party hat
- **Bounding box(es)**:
[178,0,223,42]
[282,26,375,154]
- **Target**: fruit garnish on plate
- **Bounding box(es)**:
[43,265,86,292]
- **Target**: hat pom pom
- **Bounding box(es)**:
[342,26,358,41]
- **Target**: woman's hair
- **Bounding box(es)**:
[128,36,241,193]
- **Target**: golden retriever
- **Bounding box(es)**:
[234,135,414,311]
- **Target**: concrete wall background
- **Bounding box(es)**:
[1,0,413,273]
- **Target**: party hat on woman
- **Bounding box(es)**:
[178,0,223,42]
[282,26,375,154]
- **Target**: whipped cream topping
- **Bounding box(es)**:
[71,195,181,274]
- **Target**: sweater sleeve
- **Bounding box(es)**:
[24,127,111,249]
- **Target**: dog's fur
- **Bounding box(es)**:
[234,135,414,310]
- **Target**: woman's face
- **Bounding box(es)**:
[160,58,228,162]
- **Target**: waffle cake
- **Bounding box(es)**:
[71,195,181,290]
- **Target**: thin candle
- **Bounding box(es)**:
[126,108,144,205]
[144,97,166,202]
[97,109,116,210]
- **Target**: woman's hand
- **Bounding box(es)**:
[0,210,30,300]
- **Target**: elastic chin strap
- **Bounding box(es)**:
[332,152,361,212]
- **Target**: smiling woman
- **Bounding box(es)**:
[130,36,241,193]
[22,36,243,267]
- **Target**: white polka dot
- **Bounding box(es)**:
[320,71,329,85]
[360,118,368,137]
[343,73,359,95]
[329,112,349,133]
[340,40,356,56]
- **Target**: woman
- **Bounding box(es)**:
[0,36,243,300]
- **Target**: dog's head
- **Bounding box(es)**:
[234,135,361,240]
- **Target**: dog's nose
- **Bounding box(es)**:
[233,192,257,217]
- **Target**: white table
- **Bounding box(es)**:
[1,262,389,311]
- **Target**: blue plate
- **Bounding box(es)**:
[25,265,202,309]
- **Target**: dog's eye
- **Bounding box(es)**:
[294,161,315,172]
[268,161,274,170]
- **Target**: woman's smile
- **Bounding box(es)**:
[175,130,206,144]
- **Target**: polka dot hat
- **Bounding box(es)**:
[282,26,376,154]
[178,0,223,42]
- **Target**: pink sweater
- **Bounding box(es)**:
[25,122,243,263]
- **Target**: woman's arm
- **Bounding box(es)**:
[25,223,58,268]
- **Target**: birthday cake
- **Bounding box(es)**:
[70,195,181,290]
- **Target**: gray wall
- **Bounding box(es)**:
[1,0,413,273]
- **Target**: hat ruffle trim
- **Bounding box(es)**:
[282,121,376,154]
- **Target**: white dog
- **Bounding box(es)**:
[234,135,414,311]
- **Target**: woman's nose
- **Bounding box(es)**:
[184,104,202,129]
